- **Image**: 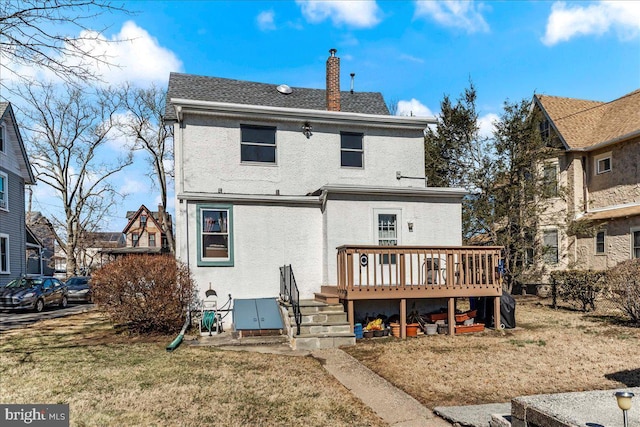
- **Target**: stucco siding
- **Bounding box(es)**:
[178,201,323,302]
[178,115,425,196]
[587,138,640,210]
[575,217,640,270]
[0,168,26,286]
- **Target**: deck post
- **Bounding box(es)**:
[400,298,407,339]
[348,300,354,332]
[493,294,501,330]
[448,297,455,336]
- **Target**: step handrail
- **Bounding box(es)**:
[280,264,301,335]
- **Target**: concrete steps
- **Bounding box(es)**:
[282,298,355,350]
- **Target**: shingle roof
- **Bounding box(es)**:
[536,89,640,150]
[0,102,8,117]
[165,72,390,121]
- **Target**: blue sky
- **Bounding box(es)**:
[9,0,640,231]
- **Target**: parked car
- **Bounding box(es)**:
[0,277,68,312]
[65,276,92,303]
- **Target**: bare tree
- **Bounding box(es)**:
[0,0,128,93]
[120,83,175,253]
[19,82,133,276]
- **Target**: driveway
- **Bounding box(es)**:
[0,304,95,332]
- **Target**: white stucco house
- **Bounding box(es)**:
[165,50,474,322]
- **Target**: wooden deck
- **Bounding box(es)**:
[335,245,504,338]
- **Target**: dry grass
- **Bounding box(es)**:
[0,312,385,427]
[344,297,640,407]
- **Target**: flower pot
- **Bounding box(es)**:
[363,330,374,338]
[425,324,438,335]
[390,323,401,337]
[406,323,419,337]
[373,329,384,337]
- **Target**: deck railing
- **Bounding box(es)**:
[337,245,503,300]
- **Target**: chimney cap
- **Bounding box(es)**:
[329,48,337,57]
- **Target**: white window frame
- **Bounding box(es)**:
[240,124,277,164]
[595,230,606,255]
[632,227,640,259]
[595,152,612,175]
[0,233,9,274]
[340,132,364,169]
[373,209,401,265]
[0,171,7,211]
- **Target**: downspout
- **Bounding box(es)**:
[581,156,588,214]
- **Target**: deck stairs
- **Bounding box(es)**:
[282,287,355,350]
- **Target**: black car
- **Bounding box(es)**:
[65,276,92,303]
[0,277,68,312]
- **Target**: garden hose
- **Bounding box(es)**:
[202,310,218,334]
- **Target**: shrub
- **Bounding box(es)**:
[550,270,606,312]
[606,259,640,324]
[92,255,197,334]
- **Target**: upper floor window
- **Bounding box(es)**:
[148,233,156,247]
[0,123,5,153]
[132,232,139,247]
[595,153,612,175]
[140,214,147,226]
[543,162,558,198]
[241,125,276,163]
[543,229,559,264]
[0,234,9,274]
[539,119,550,141]
[595,230,605,254]
[0,172,7,211]
[341,132,363,168]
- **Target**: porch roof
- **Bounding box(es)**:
[580,204,640,221]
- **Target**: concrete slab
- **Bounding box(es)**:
[434,403,511,427]
[511,387,640,427]
[312,348,451,426]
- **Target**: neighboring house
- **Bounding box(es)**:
[26,211,56,276]
[532,89,640,274]
[25,226,43,276]
[165,49,471,307]
[0,102,36,286]
[100,205,172,258]
[79,231,125,273]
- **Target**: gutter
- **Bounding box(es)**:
[316,184,469,198]
[177,192,322,206]
[169,98,433,130]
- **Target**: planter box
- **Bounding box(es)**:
[455,310,478,323]
[454,323,485,334]
[427,312,448,322]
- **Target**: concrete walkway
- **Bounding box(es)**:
[312,348,451,427]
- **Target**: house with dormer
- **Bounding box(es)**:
[0,102,37,286]
[532,89,640,273]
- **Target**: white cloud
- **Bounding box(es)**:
[396,99,435,117]
[257,10,277,31]
[542,1,640,46]
[477,113,499,139]
[399,53,425,64]
[120,177,149,196]
[414,0,490,34]
[296,0,382,28]
[3,21,182,87]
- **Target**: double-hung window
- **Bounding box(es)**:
[543,163,558,198]
[341,132,363,168]
[149,233,156,247]
[543,229,559,264]
[0,234,9,274]
[132,232,139,247]
[0,172,7,211]
[198,205,233,266]
[241,125,276,163]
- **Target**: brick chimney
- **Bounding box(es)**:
[326,48,340,111]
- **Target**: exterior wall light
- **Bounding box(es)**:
[408,222,414,232]
[302,122,313,139]
[615,391,634,427]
